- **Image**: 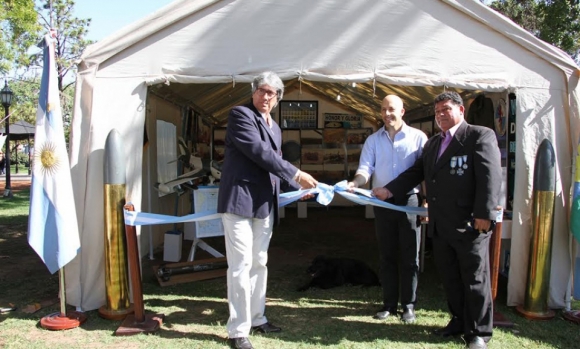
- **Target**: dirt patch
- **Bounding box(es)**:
[9,179,31,192]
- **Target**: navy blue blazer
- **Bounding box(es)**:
[386,121,502,238]
[217,103,299,223]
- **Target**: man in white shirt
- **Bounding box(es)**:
[348,95,427,323]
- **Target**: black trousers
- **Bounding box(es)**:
[373,193,420,311]
[432,227,493,341]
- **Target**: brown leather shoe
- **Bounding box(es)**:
[228,337,254,349]
[251,322,282,333]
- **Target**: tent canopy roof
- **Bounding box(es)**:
[149,78,474,125]
[78,0,579,125]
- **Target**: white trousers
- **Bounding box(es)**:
[222,212,273,338]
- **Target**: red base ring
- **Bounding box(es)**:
[40,311,88,330]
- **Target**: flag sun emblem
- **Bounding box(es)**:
[35,142,60,175]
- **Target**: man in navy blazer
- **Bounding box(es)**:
[217,72,318,349]
[372,91,501,349]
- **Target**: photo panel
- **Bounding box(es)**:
[323,129,346,144]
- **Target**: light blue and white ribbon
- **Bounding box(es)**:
[124,207,221,226]
[283,180,427,216]
[124,180,427,226]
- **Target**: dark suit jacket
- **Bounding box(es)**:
[217,103,299,223]
[386,121,501,238]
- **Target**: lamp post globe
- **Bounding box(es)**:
[1,80,14,198]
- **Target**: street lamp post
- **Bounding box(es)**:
[1,81,14,198]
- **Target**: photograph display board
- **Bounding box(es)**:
[279,101,318,129]
[284,125,371,185]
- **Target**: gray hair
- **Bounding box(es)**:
[434,91,463,106]
[252,71,284,101]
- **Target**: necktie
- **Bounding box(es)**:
[438,131,451,159]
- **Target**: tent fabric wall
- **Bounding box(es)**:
[507,88,573,307]
[67,77,147,309]
[67,0,580,311]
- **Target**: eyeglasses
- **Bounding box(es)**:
[256,87,278,99]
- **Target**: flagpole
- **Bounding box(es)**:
[39,269,87,330]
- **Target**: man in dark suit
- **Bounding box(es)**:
[372,91,501,349]
[217,71,317,349]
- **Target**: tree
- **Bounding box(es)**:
[9,77,40,127]
[536,0,580,57]
[488,1,580,60]
[0,0,41,75]
[35,0,92,92]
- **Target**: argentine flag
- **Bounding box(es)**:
[28,34,80,274]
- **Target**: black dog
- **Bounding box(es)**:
[297,255,380,291]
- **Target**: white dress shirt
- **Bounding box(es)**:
[356,122,427,193]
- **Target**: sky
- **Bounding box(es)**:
[73,0,176,41]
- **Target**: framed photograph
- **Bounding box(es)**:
[323,148,345,165]
[301,147,324,165]
[346,128,372,144]
[323,129,346,144]
[279,101,318,129]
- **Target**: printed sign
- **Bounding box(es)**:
[324,113,362,128]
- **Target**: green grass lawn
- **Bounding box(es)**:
[1,193,579,348]
[0,188,29,225]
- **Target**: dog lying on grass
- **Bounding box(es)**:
[297,255,380,291]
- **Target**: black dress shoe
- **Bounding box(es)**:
[432,319,463,337]
[466,336,488,349]
[374,307,397,320]
[401,308,416,323]
[251,322,282,333]
[228,337,254,349]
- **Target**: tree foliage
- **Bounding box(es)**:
[1,0,91,148]
[34,0,92,92]
[0,0,41,75]
[488,0,580,60]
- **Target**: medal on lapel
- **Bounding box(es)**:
[450,156,457,175]
[457,156,464,176]
[462,155,468,169]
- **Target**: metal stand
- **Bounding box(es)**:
[40,269,87,330]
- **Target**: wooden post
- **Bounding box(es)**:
[489,208,513,327]
[115,203,164,336]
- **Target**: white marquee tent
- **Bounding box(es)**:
[66,0,580,311]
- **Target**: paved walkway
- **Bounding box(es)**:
[0,173,31,182]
